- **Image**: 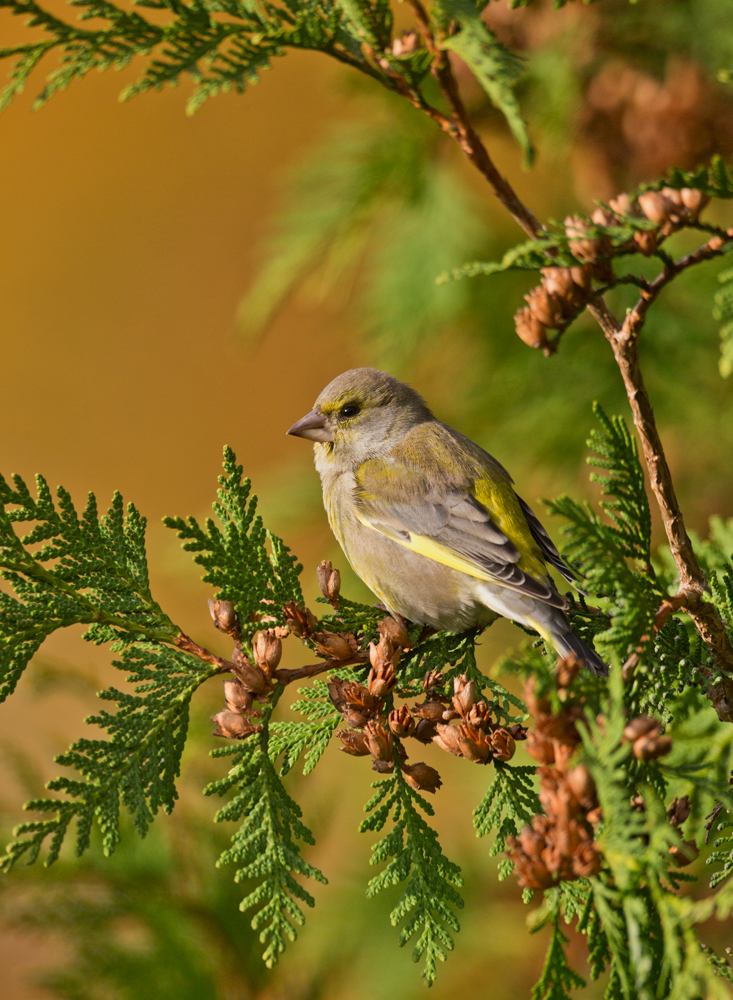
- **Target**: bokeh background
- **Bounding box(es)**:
[2,0,733,996]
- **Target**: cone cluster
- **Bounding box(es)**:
[210,598,284,740]
[329,625,442,793]
[210,587,373,738]
[515,186,710,353]
[611,186,710,256]
[206,562,532,794]
[430,674,526,764]
[207,562,368,743]
[506,657,603,890]
[329,636,528,793]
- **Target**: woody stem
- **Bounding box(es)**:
[406,0,541,239]
[274,652,369,685]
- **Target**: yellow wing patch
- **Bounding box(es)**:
[472,479,547,580]
[355,513,499,584]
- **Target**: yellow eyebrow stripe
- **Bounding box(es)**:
[356,514,495,582]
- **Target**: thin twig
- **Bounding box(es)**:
[176,632,369,686]
[622,589,699,681]
[275,650,369,685]
[595,274,649,296]
[624,234,731,339]
[362,41,455,133]
[406,1,541,239]
[174,632,236,672]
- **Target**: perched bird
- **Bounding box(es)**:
[287,368,607,676]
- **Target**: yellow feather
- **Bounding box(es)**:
[355,514,501,584]
[526,618,553,644]
[472,478,547,579]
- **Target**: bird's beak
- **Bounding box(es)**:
[286,410,334,443]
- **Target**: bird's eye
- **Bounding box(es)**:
[339,403,360,419]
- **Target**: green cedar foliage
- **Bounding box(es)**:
[205,695,328,968]
[0,0,529,144]
[0,450,326,969]
[0,472,212,868]
[270,674,347,776]
[530,904,586,1000]
[360,761,464,984]
[0,472,178,702]
[163,446,304,638]
[0,0,389,115]
[3,412,733,992]
[473,761,538,878]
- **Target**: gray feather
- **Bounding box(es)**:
[518,495,586,592]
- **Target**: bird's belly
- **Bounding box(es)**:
[337,519,489,631]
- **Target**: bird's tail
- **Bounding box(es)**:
[530,610,609,678]
[551,628,608,678]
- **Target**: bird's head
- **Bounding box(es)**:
[287,368,432,468]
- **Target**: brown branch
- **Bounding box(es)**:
[623,234,731,339]
[406,0,541,239]
[176,630,370,687]
[604,322,702,591]
[274,650,369,685]
[384,74,455,134]
[362,41,456,134]
[598,292,733,718]
[601,235,733,598]
[174,632,236,672]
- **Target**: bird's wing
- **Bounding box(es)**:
[353,447,568,610]
[516,495,587,593]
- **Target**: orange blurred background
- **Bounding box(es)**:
[0,43,370,997]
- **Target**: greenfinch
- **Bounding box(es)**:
[287,368,607,676]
